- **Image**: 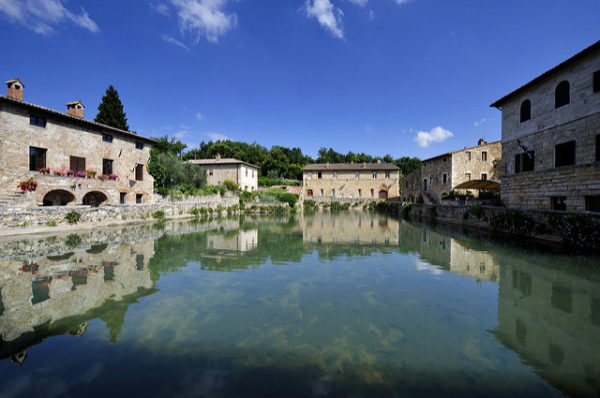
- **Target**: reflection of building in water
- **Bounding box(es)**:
[399,222,499,282]
[0,238,155,360]
[303,213,399,246]
[207,229,258,252]
[492,257,600,398]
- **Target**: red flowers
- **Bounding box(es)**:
[17,178,37,191]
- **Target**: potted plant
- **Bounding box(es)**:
[38,167,51,175]
[17,178,37,191]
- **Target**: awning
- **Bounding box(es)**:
[453,179,500,190]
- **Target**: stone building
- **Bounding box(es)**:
[401,139,502,203]
[491,40,600,212]
[303,162,400,201]
[188,156,259,192]
[0,79,155,207]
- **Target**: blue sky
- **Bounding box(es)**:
[1,0,599,159]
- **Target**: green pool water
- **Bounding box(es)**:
[0,213,599,397]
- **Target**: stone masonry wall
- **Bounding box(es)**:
[303,169,400,200]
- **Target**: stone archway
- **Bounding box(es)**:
[43,190,75,206]
[378,190,388,200]
[82,191,108,207]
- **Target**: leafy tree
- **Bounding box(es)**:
[95,85,129,131]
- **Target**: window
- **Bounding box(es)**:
[136,194,143,204]
[29,147,46,171]
[252,170,254,177]
[482,151,488,161]
[596,135,600,161]
[555,80,570,108]
[481,173,487,181]
[520,99,531,122]
[465,172,471,181]
[320,189,324,196]
[307,189,313,196]
[442,173,447,184]
[555,141,575,167]
[70,156,86,172]
[355,172,359,180]
[385,171,390,179]
[551,196,567,211]
[318,172,322,179]
[358,189,362,198]
[594,70,600,93]
[245,169,248,177]
[209,169,213,176]
[102,134,113,143]
[120,192,126,204]
[372,171,377,179]
[29,116,46,128]
[102,159,113,175]
[515,151,535,173]
[135,164,144,181]
[308,172,312,180]
[466,151,471,161]
[333,172,337,180]
[585,196,600,212]
[331,189,335,197]
[135,142,144,150]
[370,189,374,197]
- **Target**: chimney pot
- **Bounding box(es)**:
[66,101,85,118]
[6,78,25,101]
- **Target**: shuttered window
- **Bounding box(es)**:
[70,156,86,172]
[135,164,144,181]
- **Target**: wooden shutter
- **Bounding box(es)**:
[136,164,144,181]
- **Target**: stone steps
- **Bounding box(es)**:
[0,191,26,209]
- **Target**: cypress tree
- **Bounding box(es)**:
[95,85,129,131]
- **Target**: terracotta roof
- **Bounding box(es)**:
[5,78,24,87]
[490,40,600,108]
[303,163,400,171]
[188,158,259,169]
[453,179,500,190]
[0,94,156,144]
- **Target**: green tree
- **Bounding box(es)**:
[95,85,129,131]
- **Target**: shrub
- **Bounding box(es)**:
[223,179,239,192]
[47,220,57,227]
[330,201,350,211]
[240,191,256,203]
[469,205,484,219]
[65,233,81,248]
[303,199,318,212]
[65,210,81,225]
[416,194,424,204]
[216,204,225,213]
[152,210,166,219]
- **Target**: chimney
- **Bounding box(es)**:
[66,101,85,118]
[376,159,382,164]
[6,78,24,101]
[216,154,221,161]
[478,138,487,146]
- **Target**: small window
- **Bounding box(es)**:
[355,172,359,180]
[465,172,471,181]
[318,172,322,179]
[245,169,248,177]
[120,192,126,204]
[585,196,600,213]
[596,135,600,162]
[136,194,143,204]
[385,171,390,179]
[209,169,213,176]
[372,171,377,179]
[135,164,144,181]
[555,141,575,167]
[307,189,313,196]
[29,147,46,171]
[320,189,324,196]
[333,172,337,180]
[551,196,567,211]
[594,70,600,93]
[555,81,570,108]
[370,189,374,197]
[358,189,362,198]
[29,116,47,128]
[520,99,531,122]
[466,151,471,161]
[442,173,447,184]
[331,189,335,197]
[252,170,254,177]
[102,134,113,143]
[481,173,487,181]
[482,151,487,161]
[515,151,535,173]
[70,156,86,172]
[135,142,144,150]
[102,159,113,175]
[308,172,312,180]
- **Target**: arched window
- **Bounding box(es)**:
[555,81,570,108]
[520,99,531,122]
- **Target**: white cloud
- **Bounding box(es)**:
[205,132,230,141]
[394,0,410,4]
[196,112,205,120]
[365,125,373,133]
[413,126,453,148]
[171,0,236,43]
[180,124,191,129]
[150,2,170,15]
[162,34,190,50]
[368,9,374,21]
[415,259,442,275]
[174,129,189,139]
[474,118,487,127]
[0,0,99,35]
[347,0,368,6]
[304,0,344,39]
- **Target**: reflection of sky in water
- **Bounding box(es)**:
[0,216,598,397]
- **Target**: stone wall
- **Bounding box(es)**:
[0,195,239,229]
[0,101,154,204]
[451,141,502,187]
[303,169,400,200]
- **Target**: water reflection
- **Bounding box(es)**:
[0,215,598,397]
